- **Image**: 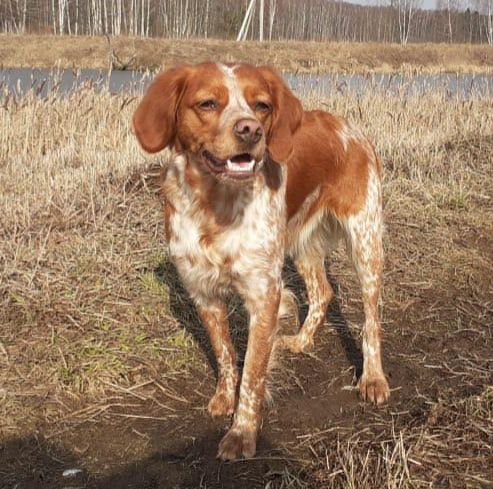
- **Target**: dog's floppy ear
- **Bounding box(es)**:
[133,65,190,153]
[258,66,303,163]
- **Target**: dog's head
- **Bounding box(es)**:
[133,62,303,183]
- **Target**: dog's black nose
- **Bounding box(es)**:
[233,119,263,145]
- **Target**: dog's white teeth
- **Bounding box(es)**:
[226,159,255,172]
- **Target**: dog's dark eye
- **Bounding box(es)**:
[198,99,218,110]
[255,101,271,112]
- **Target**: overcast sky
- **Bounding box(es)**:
[344,0,452,11]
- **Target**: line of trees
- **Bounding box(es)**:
[1,0,492,45]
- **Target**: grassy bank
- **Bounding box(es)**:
[1,34,493,73]
[1,79,492,487]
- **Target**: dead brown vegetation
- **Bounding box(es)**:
[0,77,492,487]
[1,34,493,73]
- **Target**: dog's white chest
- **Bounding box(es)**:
[167,180,286,301]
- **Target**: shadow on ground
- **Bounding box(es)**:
[154,257,363,382]
[1,429,301,489]
[282,258,363,378]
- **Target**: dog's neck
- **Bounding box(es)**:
[163,150,284,228]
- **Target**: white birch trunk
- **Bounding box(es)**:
[237,0,256,41]
[75,0,79,35]
[259,0,264,41]
[487,0,493,44]
[51,0,57,34]
[268,0,276,40]
[204,0,210,38]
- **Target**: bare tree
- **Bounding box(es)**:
[237,0,256,41]
[0,0,491,44]
[259,0,264,41]
[393,0,420,44]
[437,0,462,42]
[268,0,277,40]
[480,0,493,44]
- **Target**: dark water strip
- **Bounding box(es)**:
[1,68,492,98]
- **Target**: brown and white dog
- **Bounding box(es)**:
[133,62,390,460]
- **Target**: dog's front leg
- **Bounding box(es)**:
[217,282,281,460]
[195,299,239,417]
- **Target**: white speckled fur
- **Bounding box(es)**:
[166,156,286,304]
[336,119,373,156]
[281,160,388,402]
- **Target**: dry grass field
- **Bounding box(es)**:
[1,34,493,73]
[0,77,492,488]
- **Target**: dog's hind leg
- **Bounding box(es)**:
[343,167,389,405]
[278,253,333,353]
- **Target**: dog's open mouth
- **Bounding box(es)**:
[202,150,260,179]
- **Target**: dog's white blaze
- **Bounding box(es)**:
[218,63,255,128]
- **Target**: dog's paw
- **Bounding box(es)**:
[217,427,256,460]
[277,334,313,354]
[207,387,235,417]
[358,373,390,405]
